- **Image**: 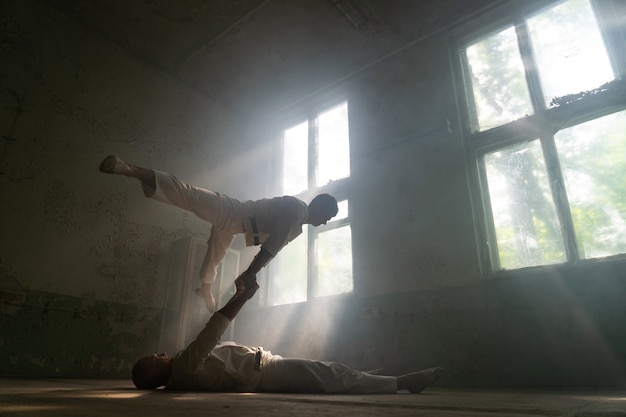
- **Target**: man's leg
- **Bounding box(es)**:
[258,358,444,394]
[100,155,244,311]
[99,155,231,225]
[257,358,398,394]
[397,367,445,393]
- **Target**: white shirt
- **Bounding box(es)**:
[242,196,308,257]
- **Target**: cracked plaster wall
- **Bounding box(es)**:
[1,0,625,387]
[0,0,243,376]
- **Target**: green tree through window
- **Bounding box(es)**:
[458,0,626,271]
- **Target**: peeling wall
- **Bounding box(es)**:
[0,0,241,376]
[347,38,478,297]
[1,289,162,377]
[1,0,626,387]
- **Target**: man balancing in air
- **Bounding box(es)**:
[99,155,339,312]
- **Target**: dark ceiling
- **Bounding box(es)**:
[38,0,495,120]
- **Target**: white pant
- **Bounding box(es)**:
[145,171,246,284]
[257,355,398,394]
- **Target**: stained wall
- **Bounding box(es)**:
[0,0,242,376]
[1,0,625,387]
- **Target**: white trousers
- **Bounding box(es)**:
[145,171,246,284]
[257,355,397,394]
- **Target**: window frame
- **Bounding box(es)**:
[452,0,626,274]
[266,98,353,305]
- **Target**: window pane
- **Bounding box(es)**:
[555,111,626,258]
[282,121,308,195]
[317,102,350,186]
[271,228,308,306]
[466,26,533,131]
[317,226,353,297]
[528,0,614,107]
[484,140,566,269]
[332,200,349,222]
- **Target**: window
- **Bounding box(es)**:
[269,101,353,305]
[458,0,626,272]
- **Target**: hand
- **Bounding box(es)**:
[242,279,259,300]
[235,272,257,294]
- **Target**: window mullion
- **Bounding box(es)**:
[307,116,318,300]
[308,117,318,190]
[540,136,580,263]
[515,19,546,114]
[460,48,481,133]
[477,155,500,272]
[278,132,286,196]
[322,217,351,231]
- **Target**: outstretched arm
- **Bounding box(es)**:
[245,248,273,275]
[171,277,259,374]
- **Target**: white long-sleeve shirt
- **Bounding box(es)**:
[241,196,308,256]
[150,171,308,257]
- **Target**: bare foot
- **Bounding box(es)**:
[397,366,445,393]
[195,284,215,313]
[99,155,131,175]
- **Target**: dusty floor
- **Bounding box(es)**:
[0,378,625,416]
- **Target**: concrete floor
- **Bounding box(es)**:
[1,378,625,416]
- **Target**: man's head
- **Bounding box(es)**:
[308,194,339,226]
[132,353,173,390]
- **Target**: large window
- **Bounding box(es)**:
[458,0,626,272]
[269,101,353,305]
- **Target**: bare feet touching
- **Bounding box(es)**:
[397,366,445,393]
[99,155,131,175]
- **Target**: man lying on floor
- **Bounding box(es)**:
[132,275,444,394]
